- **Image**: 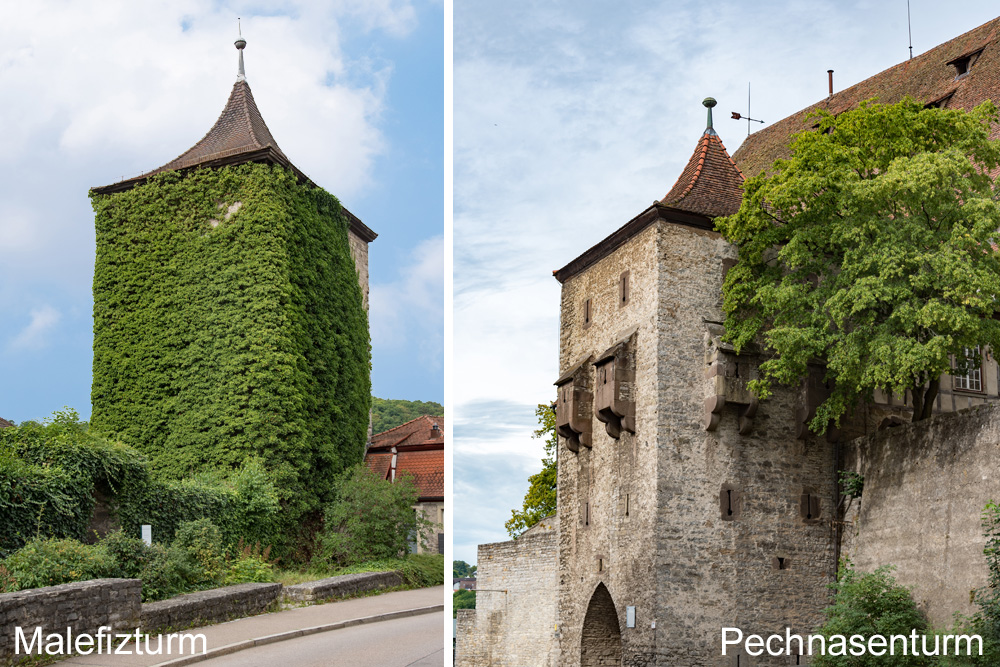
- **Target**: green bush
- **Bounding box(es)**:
[454,589,476,617]
[0,410,147,556]
[316,465,430,567]
[3,538,113,590]
[100,530,192,602]
[224,556,274,585]
[172,519,226,587]
[812,564,932,667]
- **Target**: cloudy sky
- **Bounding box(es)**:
[453,0,1000,563]
[0,0,443,424]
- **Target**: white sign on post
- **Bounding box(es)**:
[141,524,152,546]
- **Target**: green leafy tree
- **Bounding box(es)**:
[371,398,444,433]
[453,560,477,578]
[813,564,932,667]
[454,588,476,617]
[317,464,431,566]
[718,98,1000,432]
[505,403,557,538]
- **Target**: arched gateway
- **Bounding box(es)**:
[580,583,623,666]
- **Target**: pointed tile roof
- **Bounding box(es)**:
[554,99,744,283]
[92,36,376,242]
[661,98,745,217]
[733,16,1000,178]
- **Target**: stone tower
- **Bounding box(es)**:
[89,35,375,514]
[552,99,838,666]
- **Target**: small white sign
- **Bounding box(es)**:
[626,606,636,628]
[141,525,152,546]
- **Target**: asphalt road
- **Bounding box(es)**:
[193,611,445,666]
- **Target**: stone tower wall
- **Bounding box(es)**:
[348,229,370,312]
[556,220,840,666]
[556,222,664,667]
[650,222,838,666]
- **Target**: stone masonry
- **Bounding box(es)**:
[0,579,141,660]
[841,404,1000,627]
[456,518,559,667]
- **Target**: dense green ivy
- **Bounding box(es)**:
[90,164,371,516]
[0,414,283,557]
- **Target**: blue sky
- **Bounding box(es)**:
[453,0,1000,564]
[0,0,443,424]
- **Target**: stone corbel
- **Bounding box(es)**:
[555,356,593,453]
[795,365,838,441]
[594,333,637,439]
[703,328,759,435]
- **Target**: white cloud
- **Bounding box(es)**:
[8,305,61,351]
[453,0,1000,555]
[370,235,444,368]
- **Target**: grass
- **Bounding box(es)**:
[273,553,444,590]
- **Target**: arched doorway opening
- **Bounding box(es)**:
[580,582,622,666]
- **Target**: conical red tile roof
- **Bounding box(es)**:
[661,129,745,218]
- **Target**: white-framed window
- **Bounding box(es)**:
[954,346,983,392]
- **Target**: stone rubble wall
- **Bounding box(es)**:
[455,523,559,667]
[282,571,403,603]
[841,403,1000,627]
[0,579,140,660]
[140,583,282,632]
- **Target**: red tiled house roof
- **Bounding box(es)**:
[365,415,445,502]
[91,38,375,243]
[733,16,1000,177]
[0,417,13,429]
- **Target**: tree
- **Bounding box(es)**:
[454,588,477,616]
[371,397,444,433]
[812,564,933,667]
[317,465,430,566]
[453,560,477,578]
[505,403,557,538]
[718,98,1000,432]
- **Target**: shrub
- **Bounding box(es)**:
[454,588,476,617]
[812,564,932,667]
[0,410,147,556]
[100,530,192,602]
[316,465,430,567]
[224,556,274,585]
[171,519,226,587]
[3,538,113,590]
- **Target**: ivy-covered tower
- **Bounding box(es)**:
[90,35,375,514]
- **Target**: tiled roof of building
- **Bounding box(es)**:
[91,39,376,243]
[0,417,13,429]
[733,16,1000,177]
[365,415,445,501]
[661,129,745,218]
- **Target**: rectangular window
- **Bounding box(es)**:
[619,271,630,306]
[583,298,592,329]
[954,346,983,392]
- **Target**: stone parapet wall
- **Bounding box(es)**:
[0,578,141,660]
[456,525,559,667]
[140,583,282,632]
[282,571,403,603]
[842,404,1000,627]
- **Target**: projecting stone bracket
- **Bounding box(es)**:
[555,356,594,453]
[795,365,839,442]
[703,328,758,435]
[594,332,637,439]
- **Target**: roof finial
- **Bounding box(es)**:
[703,97,717,136]
[235,19,247,82]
